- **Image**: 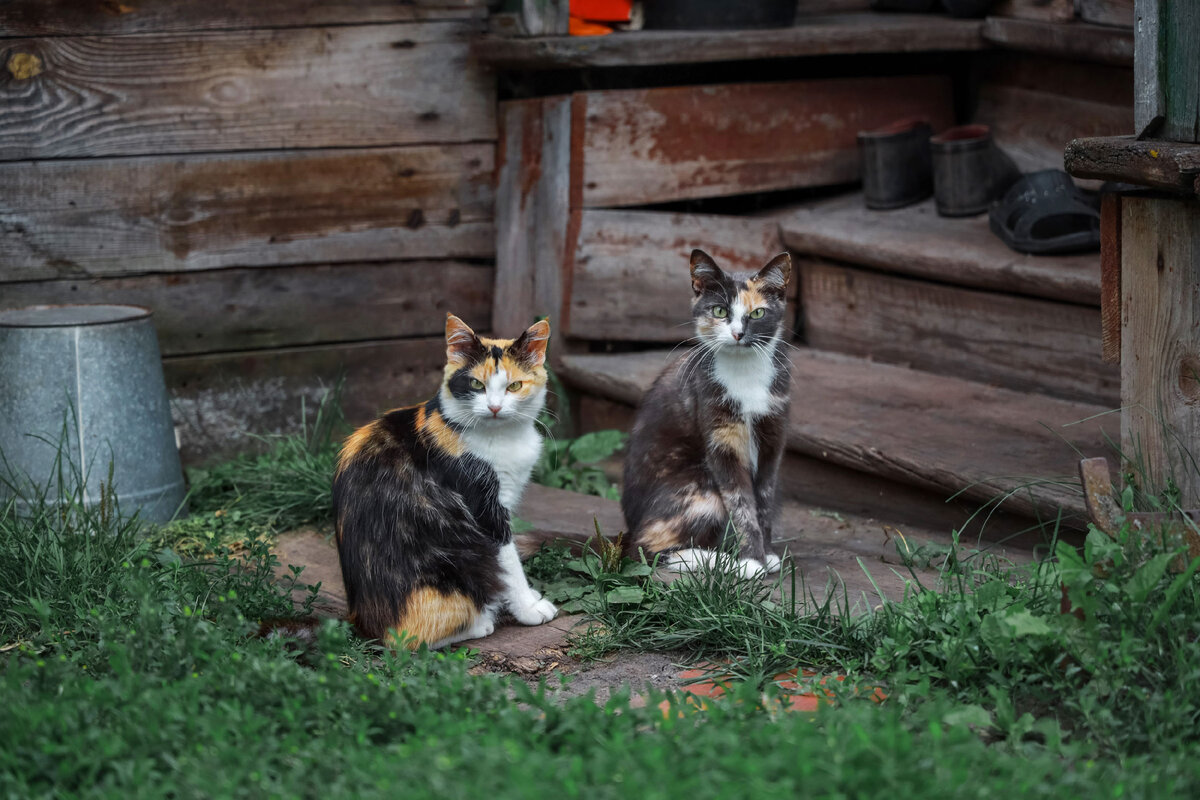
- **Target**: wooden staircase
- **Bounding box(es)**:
[485,15,1134,539]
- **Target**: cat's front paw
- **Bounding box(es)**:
[510,595,557,626]
[735,558,766,579]
[763,553,782,574]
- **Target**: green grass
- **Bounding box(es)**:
[7,412,1200,796]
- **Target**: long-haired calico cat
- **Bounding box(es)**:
[622,249,793,577]
[332,314,557,649]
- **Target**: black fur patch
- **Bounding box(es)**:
[332,405,508,642]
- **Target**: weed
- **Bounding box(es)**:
[185,384,347,529]
[533,430,626,499]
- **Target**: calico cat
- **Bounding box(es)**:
[622,249,793,577]
[332,314,557,649]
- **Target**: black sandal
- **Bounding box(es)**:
[988,170,1101,255]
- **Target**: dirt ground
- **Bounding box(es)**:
[273,484,1039,700]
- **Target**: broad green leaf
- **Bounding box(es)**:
[620,561,654,578]
[604,585,644,605]
[1125,552,1175,603]
[568,430,627,464]
[942,704,993,729]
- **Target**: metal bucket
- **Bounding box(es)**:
[0,305,186,523]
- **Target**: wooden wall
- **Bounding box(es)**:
[0,1,496,463]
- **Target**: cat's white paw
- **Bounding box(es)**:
[463,615,496,640]
[735,558,766,579]
[763,553,782,574]
[511,596,557,626]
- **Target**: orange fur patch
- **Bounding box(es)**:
[417,405,464,457]
[710,421,752,464]
[640,518,685,553]
[740,283,768,312]
[385,587,477,650]
[338,421,380,475]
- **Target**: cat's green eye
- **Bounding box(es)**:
[469,378,485,390]
[712,306,729,318]
[749,308,766,319]
[507,381,523,392]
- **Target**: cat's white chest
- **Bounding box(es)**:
[712,346,776,418]
[461,423,542,512]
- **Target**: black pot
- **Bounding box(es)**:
[869,0,940,11]
[941,0,997,18]
[930,124,1020,217]
[642,0,796,30]
[858,118,934,210]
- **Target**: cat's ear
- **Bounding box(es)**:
[445,313,481,364]
[690,249,724,295]
[511,318,551,368]
[753,252,792,297]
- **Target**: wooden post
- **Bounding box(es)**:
[492,96,573,338]
[1121,195,1200,502]
[1135,0,1200,142]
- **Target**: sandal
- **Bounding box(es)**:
[988,170,1101,255]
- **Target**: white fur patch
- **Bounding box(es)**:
[665,548,765,579]
[711,339,778,418]
[460,421,542,512]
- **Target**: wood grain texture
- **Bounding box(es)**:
[1133,1,1200,143]
[776,193,1102,305]
[577,75,954,207]
[493,96,572,337]
[977,51,1134,108]
[1078,0,1134,28]
[0,23,495,160]
[471,12,985,70]
[800,260,1119,406]
[0,261,493,357]
[1100,193,1122,364]
[166,335,451,464]
[558,347,1115,521]
[974,84,1134,177]
[568,209,791,342]
[0,1,485,35]
[0,143,495,281]
[1120,196,1200,504]
[981,17,1134,66]
[1065,135,1200,194]
[991,0,1075,22]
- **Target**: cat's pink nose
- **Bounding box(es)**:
[732,331,743,341]
[488,404,502,415]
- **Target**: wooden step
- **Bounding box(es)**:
[558,347,1116,522]
[799,259,1119,406]
[775,192,1101,306]
[472,13,985,71]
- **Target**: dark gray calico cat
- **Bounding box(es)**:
[622,249,793,577]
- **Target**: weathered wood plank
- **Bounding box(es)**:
[520,0,569,36]
[166,336,451,464]
[1100,193,1122,364]
[558,348,1115,522]
[776,193,1102,306]
[977,52,1134,109]
[577,75,954,207]
[0,23,495,160]
[991,0,1075,22]
[0,1,486,36]
[800,260,1119,406]
[1078,0,1134,28]
[471,12,985,70]
[0,261,493,357]
[0,144,495,281]
[981,17,1134,66]
[568,209,791,342]
[1121,196,1200,503]
[974,84,1134,176]
[1065,135,1200,195]
[493,97,572,337]
[1134,0,1200,144]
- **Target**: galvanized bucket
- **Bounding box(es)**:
[0,305,186,523]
